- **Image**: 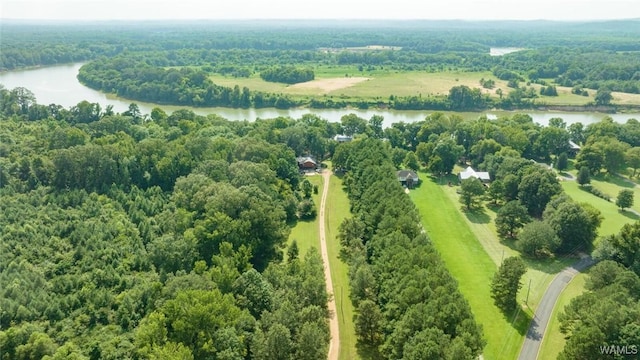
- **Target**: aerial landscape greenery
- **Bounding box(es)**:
[1,18,640,360]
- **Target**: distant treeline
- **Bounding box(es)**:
[3,19,640,71]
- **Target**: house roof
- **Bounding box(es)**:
[296,156,317,165]
[459,166,490,181]
[569,140,581,150]
[333,134,353,142]
[397,170,419,181]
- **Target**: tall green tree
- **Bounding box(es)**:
[555,152,568,171]
[516,220,561,258]
[495,200,531,240]
[459,177,486,210]
[577,166,591,186]
[594,88,613,106]
[518,168,562,217]
[491,256,527,312]
[354,299,383,347]
[616,189,634,210]
[544,199,602,254]
[625,147,640,177]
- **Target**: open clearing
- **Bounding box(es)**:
[288,77,369,93]
[209,67,510,99]
[410,174,527,360]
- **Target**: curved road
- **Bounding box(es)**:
[318,170,340,360]
[517,256,595,360]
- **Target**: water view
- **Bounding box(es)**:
[1,62,639,128]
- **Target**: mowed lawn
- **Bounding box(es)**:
[588,174,640,214]
[324,172,359,360]
[287,175,324,259]
[437,178,574,314]
[410,174,526,360]
[538,272,587,360]
[561,179,639,237]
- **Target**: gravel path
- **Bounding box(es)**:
[319,170,340,360]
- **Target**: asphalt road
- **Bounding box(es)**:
[517,256,595,360]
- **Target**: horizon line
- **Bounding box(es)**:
[2,17,639,22]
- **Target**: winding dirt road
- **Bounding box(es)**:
[319,169,340,360]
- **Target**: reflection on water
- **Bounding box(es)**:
[1,62,639,128]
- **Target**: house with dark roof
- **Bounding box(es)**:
[458,166,491,183]
[296,156,318,170]
[397,170,420,188]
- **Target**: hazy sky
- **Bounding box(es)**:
[1,0,638,20]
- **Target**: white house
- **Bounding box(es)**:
[458,166,491,183]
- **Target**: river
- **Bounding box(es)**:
[1,62,639,128]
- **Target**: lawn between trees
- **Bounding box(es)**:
[409,169,640,360]
[410,173,526,360]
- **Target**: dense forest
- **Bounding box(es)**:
[0,87,339,359]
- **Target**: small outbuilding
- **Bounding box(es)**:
[333,134,353,143]
[397,170,420,188]
[458,166,491,183]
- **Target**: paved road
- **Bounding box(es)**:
[517,256,595,360]
[318,170,340,360]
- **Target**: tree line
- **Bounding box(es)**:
[259,66,314,84]
[332,138,485,358]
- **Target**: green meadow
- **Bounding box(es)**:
[410,173,527,360]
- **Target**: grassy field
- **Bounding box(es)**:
[209,65,640,106]
[538,272,587,360]
[410,173,527,360]
[324,171,359,360]
[286,175,324,259]
[587,174,640,214]
[210,67,509,99]
[436,176,575,313]
[561,179,638,237]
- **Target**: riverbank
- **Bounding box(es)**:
[2,63,640,127]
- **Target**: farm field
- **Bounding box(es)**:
[209,67,509,99]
